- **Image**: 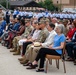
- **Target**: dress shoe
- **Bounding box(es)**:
[36,69,44,72]
[26,64,38,69]
[66,58,74,61]
[23,62,32,66]
[20,60,29,64]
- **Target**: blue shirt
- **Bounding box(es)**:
[53,34,65,54]
[13,10,19,15]
[0,20,6,30]
[0,20,6,36]
[12,22,20,31]
[0,28,3,36]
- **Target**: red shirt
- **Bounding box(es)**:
[67,28,76,39]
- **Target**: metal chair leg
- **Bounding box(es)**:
[46,59,49,73]
[63,60,66,73]
[57,59,59,69]
[56,60,58,68]
[49,59,52,65]
[56,59,59,69]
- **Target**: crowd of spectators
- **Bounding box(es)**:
[0,8,76,72]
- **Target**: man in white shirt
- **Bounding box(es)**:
[33,12,39,19]
[28,11,33,18]
[44,11,50,18]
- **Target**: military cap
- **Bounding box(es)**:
[40,17,46,21]
[38,19,46,25]
[45,18,50,22]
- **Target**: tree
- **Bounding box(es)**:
[38,0,58,11]
[0,0,10,9]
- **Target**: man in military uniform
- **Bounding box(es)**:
[19,19,49,64]
[0,8,4,25]
[10,19,34,55]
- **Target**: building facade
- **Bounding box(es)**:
[52,0,76,9]
[9,0,41,10]
[1,0,75,11]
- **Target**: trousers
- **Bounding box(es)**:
[35,48,61,68]
[22,41,32,55]
[66,42,76,58]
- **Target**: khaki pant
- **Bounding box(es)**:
[25,44,41,62]
[13,36,22,49]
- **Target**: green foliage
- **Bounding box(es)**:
[0,0,10,9]
[38,1,44,7]
[38,0,58,11]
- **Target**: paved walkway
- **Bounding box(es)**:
[0,44,76,75]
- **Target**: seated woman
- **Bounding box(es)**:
[66,19,76,42]
[26,25,65,72]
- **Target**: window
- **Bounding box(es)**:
[57,1,59,4]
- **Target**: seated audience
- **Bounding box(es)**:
[18,21,41,54]
[11,19,34,55]
[66,31,76,63]
[20,23,57,65]
[5,18,20,48]
[0,18,15,45]
[26,25,65,72]
[19,19,49,64]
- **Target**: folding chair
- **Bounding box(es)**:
[45,43,66,73]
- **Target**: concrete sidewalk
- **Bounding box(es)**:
[0,44,76,75]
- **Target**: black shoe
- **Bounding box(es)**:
[36,69,44,72]
[23,62,32,66]
[66,58,74,61]
[26,64,38,69]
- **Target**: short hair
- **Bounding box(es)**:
[57,25,65,33]
[49,23,55,29]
